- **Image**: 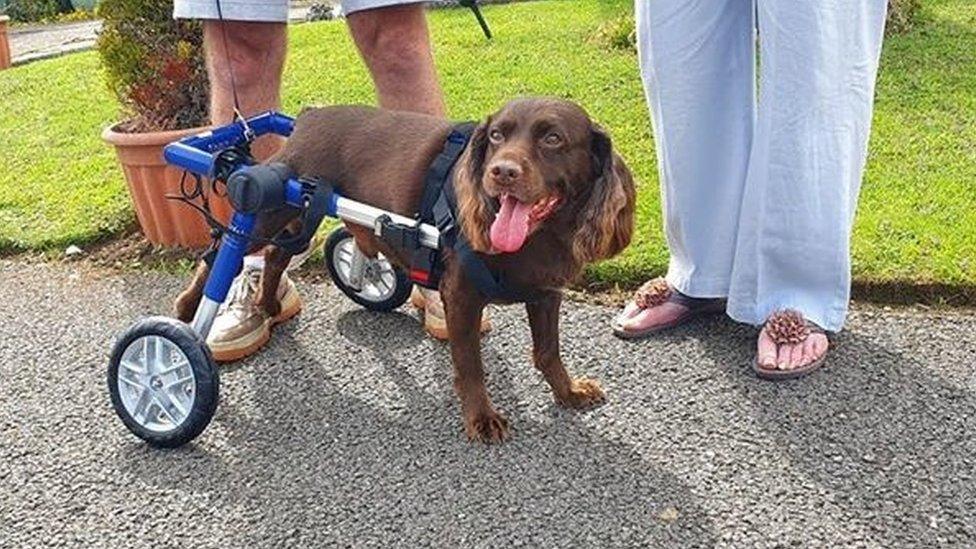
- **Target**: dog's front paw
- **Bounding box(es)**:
[557,377,606,409]
[464,408,510,444]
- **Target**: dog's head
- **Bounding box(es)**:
[455,97,636,263]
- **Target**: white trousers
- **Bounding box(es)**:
[636,0,887,331]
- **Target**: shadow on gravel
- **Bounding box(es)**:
[115,308,718,546]
[699,323,976,547]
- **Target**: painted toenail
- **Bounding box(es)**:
[778,362,788,370]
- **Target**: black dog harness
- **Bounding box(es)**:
[374,124,537,303]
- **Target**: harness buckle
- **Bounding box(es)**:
[408,248,439,285]
[374,215,443,288]
[374,215,421,249]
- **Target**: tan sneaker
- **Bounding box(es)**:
[206,266,302,362]
[410,287,491,340]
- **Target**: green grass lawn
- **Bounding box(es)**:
[0,0,973,294]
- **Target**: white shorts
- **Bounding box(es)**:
[174,0,425,22]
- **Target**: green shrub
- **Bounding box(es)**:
[590,14,635,52]
[887,0,922,35]
[96,0,209,132]
[52,7,96,22]
[4,0,71,22]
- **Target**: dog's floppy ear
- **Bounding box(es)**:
[454,119,495,253]
[572,124,636,263]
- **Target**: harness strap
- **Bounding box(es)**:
[419,124,476,231]
[274,177,333,256]
[414,123,539,303]
[452,235,517,300]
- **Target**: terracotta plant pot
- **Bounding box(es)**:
[102,123,233,248]
[0,16,11,70]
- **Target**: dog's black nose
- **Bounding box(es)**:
[489,160,522,186]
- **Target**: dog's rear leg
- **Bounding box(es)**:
[442,270,508,443]
[526,290,605,409]
[343,222,381,258]
[174,260,210,323]
[255,218,303,319]
[173,209,300,323]
[255,243,295,319]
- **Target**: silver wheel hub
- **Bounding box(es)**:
[332,238,398,302]
[117,335,196,433]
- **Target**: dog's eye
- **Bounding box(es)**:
[488,128,504,144]
[542,132,563,147]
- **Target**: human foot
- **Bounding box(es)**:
[207,268,302,363]
[754,309,830,380]
[410,287,491,341]
[612,278,725,339]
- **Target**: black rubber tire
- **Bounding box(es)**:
[107,316,219,449]
[324,227,413,312]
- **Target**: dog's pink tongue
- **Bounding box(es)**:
[490,195,532,253]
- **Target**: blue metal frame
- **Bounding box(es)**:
[163,110,441,335]
[163,112,335,306]
[164,112,296,178]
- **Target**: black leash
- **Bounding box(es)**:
[214,0,253,137]
[166,0,254,261]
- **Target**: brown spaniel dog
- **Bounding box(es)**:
[175,98,636,443]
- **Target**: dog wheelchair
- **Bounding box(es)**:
[107,112,450,448]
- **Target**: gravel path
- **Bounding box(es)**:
[2,259,975,547]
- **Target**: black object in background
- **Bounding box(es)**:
[459,0,493,39]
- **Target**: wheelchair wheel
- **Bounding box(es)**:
[107,316,219,448]
[324,227,413,312]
